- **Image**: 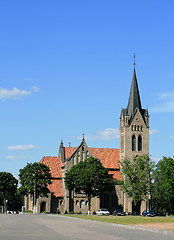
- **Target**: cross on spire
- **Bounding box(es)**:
[134,53,136,68]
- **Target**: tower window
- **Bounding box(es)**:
[138,135,142,151]
[132,135,136,151]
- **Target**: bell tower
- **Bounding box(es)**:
[120,67,149,163]
[119,64,150,213]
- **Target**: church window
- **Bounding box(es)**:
[138,135,142,151]
[86,151,89,158]
[135,126,137,131]
[85,201,88,206]
[137,126,140,131]
[76,200,79,206]
[80,200,84,209]
[132,135,136,151]
[82,146,84,152]
[131,126,134,131]
[141,126,143,131]
[59,200,63,206]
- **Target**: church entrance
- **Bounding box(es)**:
[100,193,110,210]
[132,200,141,215]
[40,202,46,213]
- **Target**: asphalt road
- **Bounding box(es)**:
[0,214,173,240]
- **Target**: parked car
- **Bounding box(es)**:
[142,210,156,217]
[113,210,126,216]
[96,208,110,216]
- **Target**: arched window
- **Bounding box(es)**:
[132,135,136,151]
[80,200,84,209]
[76,200,79,206]
[40,202,46,213]
[138,135,142,151]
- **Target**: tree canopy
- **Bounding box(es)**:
[120,155,154,213]
[0,172,18,212]
[152,156,174,215]
[64,157,114,211]
[19,162,52,200]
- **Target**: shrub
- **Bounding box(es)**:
[69,211,74,214]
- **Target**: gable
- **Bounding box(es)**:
[131,108,146,127]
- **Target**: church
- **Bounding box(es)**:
[24,66,150,214]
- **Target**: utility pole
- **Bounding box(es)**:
[33,174,36,213]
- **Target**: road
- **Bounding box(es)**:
[0,214,173,240]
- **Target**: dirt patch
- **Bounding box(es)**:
[134,223,174,232]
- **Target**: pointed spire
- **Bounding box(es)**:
[127,68,142,119]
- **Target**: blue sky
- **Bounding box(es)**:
[0,1,174,179]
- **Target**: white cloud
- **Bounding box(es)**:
[149,129,158,135]
[151,90,174,112]
[0,87,31,100]
[5,155,27,160]
[73,128,119,141]
[151,157,161,164]
[151,100,174,112]
[31,86,40,92]
[170,136,174,141]
[7,144,37,150]
[159,91,174,99]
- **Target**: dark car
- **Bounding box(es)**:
[142,210,156,217]
[113,210,126,216]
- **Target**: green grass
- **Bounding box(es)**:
[67,215,174,225]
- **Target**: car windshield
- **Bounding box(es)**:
[100,208,108,211]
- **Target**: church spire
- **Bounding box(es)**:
[127,68,142,119]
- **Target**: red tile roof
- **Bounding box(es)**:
[90,148,120,169]
[40,156,62,178]
[108,170,123,181]
[40,156,63,197]
[48,179,63,197]
[64,147,78,159]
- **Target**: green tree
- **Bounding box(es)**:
[152,157,174,215]
[64,157,114,212]
[0,172,18,212]
[19,162,52,205]
[120,155,154,214]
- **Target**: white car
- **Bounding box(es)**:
[96,208,110,216]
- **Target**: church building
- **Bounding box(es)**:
[24,66,150,215]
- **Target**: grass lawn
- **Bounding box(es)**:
[67,215,174,225]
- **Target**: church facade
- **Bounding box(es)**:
[24,67,150,215]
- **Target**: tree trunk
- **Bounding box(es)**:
[4,198,7,213]
[88,196,91,213]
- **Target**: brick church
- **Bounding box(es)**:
[24,66,150,214]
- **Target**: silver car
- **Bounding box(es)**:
[96,208,110,216]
